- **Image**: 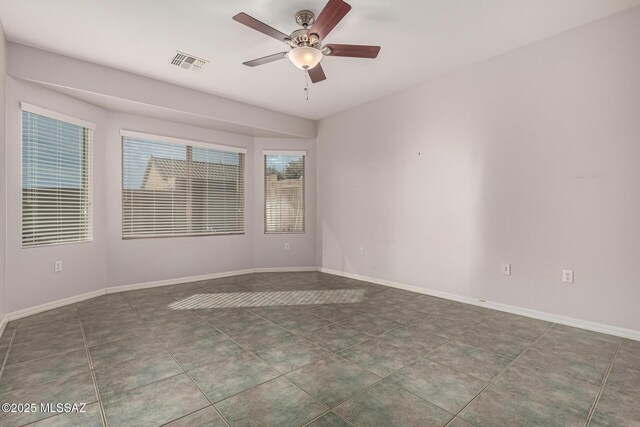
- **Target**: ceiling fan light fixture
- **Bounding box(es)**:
[233,0,380,84]
[288,46,322,70]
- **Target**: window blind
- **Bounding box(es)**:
[22,106,93,248]
[122,133,245,238]
[264,151,305,233]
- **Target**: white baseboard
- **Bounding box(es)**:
[319,267,640,342]
[254,266,319,273]
[7,289,106,322]
[107,269,256,294]
[6,267,318,322]
[7,265,638,342]
[0,314,8,338]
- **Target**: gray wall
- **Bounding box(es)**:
[316,7,640,331]
[105,112,256,287]
[6,79,109,312]
[4,6,640,335]
[0,20,6,322]
[253,138,317,269]
[7,43,316,139]
[4,79,317,313]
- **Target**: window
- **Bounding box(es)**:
[264,151,305,233]
[22,104,94,248]
[122,131,245,238]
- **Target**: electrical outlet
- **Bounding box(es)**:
[284,243,290,250]
[562,269,574,283]
[54,260,63,273]
[501,263,511,276]
[359,247,365,256]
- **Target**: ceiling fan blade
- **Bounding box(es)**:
[232,13,290,43]
[310,0,352,40]
[308,64,327,83]
[325,44,381,58]
[243,52,288,67]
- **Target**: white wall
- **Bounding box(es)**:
[105,112,256,287]
[0,19,7,322]
[253,138,317,269]
[1,42,318,314]
[7,43,316,139]
[106,119,318,286]
[3,78,318,313]
[317,7,640,331]
[5,78,109,312]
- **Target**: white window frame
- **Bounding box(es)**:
[264,150,307,234]
[20,103,95,248]
[120,131,247,155]
[121,130,247,239]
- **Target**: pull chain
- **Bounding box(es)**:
[304,69,309,102]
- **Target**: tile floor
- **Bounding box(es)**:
[0,272,638,426]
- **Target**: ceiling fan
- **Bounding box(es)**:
[232,0,380,83]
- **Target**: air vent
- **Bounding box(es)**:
[171,51,209,71]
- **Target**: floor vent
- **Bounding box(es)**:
[171,51,209,71]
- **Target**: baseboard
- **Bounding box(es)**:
[319,267,640,342]
[6,267,318,321]
[7,289,106,322]
[254,266,319,273]
[10,265,636,341]
[106,269,256,294]
[0,314,8,338]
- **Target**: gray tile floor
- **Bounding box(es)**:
[0,272,638,426]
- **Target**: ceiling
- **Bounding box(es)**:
[1,0,638,120]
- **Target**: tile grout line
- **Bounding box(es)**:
[2,282,449,421]
[4,274,629,427]
[2,345,91,371]
[0,308,371,413]
[583,337,623,426]
[444,323,557,426]
[75,304,109,427]
[5,329,83,349]
[192,291,344,356]
[0,325,18,382]
[180,282,357,426]
[186,301,334,424]
[300,410,357,427]
[78,307,502,384]
[183,281,355,425]
[366,313,503,355]
[183,288,384,426]
[9,307,108,426]
[2,317,94,427]
[72,288,280,412]
[313,313,501,422]
[119,292,232,427]
[232,292,438,358]
[71,287,521,426]
[228,305,341,338]
[0,287,500,377]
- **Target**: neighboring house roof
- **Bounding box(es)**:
[142,156,241,189]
